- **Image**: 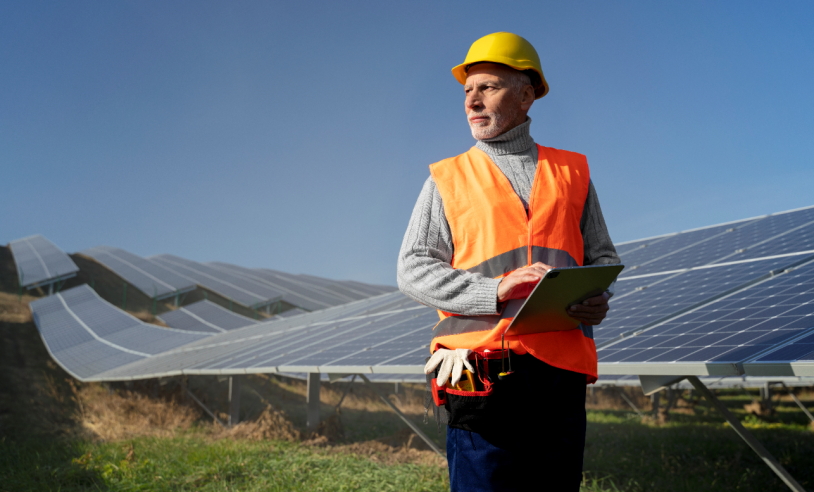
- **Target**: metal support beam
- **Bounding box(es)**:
[228,376,242,427]
[334,375,356,413]
[618,388,644,418]
[184,386,226,427]
[687,376,805,492]
[306,372,321,433]
[780,383,814,423]
[358,374,444,457]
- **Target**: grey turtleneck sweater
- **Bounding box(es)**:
[397,118,620,316]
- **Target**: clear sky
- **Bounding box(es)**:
[2,1,813,285]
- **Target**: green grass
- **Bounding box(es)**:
[0,435,449,492]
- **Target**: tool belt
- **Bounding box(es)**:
[424,350,522,433]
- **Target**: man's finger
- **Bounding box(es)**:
[569,303,609,314]
[580,293,610,306]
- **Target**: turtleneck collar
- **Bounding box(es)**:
[475,117,535,156]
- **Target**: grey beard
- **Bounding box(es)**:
[469,108,519,140]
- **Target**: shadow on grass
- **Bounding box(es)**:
[584,414,814,492]
[0,437,109,491]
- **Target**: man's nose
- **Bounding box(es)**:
[465,91,482,111]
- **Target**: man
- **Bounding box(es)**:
[397,32,620,490]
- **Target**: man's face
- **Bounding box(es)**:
[464,63,531,140]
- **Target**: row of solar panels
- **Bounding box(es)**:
[26,205,814,385]
[79,246,395,311]
[29,261,814,384]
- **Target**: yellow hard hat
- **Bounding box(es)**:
[452,32,549,99]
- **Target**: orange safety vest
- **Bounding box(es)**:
[429,144,598,382]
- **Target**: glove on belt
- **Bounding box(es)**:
[424,348,474,387]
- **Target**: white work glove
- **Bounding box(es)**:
[424,348,475,387]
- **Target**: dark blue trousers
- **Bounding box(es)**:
[446,355,587,491]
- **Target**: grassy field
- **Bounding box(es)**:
[2,247,814,491]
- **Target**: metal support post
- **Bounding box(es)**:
[48,282,53,295]
[265,304,270,315]
[228,376,242,426]
[763,381,773,411]
[651,391,660,418]
[394,382,400,395]
[687,376,805,492]
[358,374,444,457]
[122,282,127,310]
[175,293,180,307]
[306,372,321,433]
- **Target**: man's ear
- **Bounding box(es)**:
[520,85,535,111]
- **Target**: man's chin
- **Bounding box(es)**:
[470,125,501,140]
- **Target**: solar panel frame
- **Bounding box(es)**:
[9,234,79,289]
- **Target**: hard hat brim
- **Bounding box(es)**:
[452,58,549,99]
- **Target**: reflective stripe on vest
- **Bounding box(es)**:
[429,144,598,381]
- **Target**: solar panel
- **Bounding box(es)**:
[617,220,755,275]
[9,234,79,289]
[80,246,196,299]
[29,285,212,380]
[620,206,814,278]
[598,259,814,376]
[274,307,309,318]
[158,300,258,333]
[596,256,801,346]
[150,255,284,309]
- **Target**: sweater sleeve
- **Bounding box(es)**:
[580,180,621,295]
[397,176,502,315]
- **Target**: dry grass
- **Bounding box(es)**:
[74,384,200,441]
[0,291,36,324]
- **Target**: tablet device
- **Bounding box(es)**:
[503,264,624,336]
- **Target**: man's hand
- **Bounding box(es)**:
[497,262,552,302]
[568,292,610,326]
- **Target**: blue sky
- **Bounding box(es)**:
[2,1,813,285]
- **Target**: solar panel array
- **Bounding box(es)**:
[158,300,258,333]
[9,235,79,289]
[595,206,814,350]
[30,285,212,381]
[25,204,814,385]
[78,245,394,312]
[80,246,196,299]
[598,204,814,377]
[208,262,396,310]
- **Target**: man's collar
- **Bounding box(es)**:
[475,117,535,156]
